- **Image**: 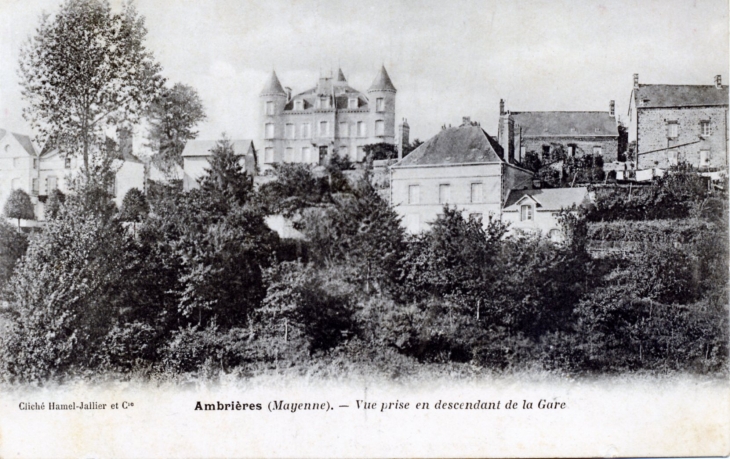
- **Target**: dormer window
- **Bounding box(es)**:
[319,97,329,109]
[521,204,533,221]
[295,100,303,110]
[348,98,358,109]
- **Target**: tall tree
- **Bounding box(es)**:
[3,189,35,230]
[146,83,206,172]
[19,0,164,171]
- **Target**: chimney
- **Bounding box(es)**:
[499,99,505,116]
[462,116,471,126]
[715,75,722,88]
[398,118,410,159]
[609,100,615,117]
[633,73,639,89]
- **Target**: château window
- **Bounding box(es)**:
[348,98,358,109]
[357,146,365,160]
[265,123,275,139]
[285,147,293,162]
[701,121,712,136]
[357,121,366,137]
[667,122,678,138]
[302,147,311,163]
[319,97,329,109]
[521,204,533,221]
[470,183,483,204]
[408,185,420,204]
[340,122,349,137]
[301,123,311,138]
[264,147,274,163]
[439,184,451,204]
[376,98,385,112]
[319,121,329,136]
[266,101,274,116]
[286,124,295,139]
[295,100,303,110]
[375,120,385,136]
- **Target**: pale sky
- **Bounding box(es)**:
[0,0,727,147]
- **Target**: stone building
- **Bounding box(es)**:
[391,118,534,233]
[497,100,620,166]
[181,139,257,191]
[501,187,591,241]
[628,74,728,170]
[259,67,400,171]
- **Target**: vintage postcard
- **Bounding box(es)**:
[0,0,728,457]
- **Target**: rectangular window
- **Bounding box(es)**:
[593,146,603,156]
[375,120,385,136]
[319,121,328,136]
[348,98,358,109]
[319,97,329,109]
[408,185,420,204]
[376,98,385,112]
[667,122,678,138]
[439,184,451,204]
[286,124,295,139]
[358,121,366,137]
[265,147,274,163]
[568,145,576,157]
[542,145,550,159]
[357,146,364,161]
[340,146,348,158]
[521,204,533,221]
[701,121,712,136]
[470,183,483,203]
[700,150,711,167]
[520,146,526,161]
[47,176,58,191]
[65,157,71,169]
[32,178,38,193]
[33,158,38,169]
[265,123,275,139]
[285,147,293,162]
[295,100,303,110]
[339,122,349,137]
[301,123,311,138]
[302,147,311,163]
[266,101,274,116]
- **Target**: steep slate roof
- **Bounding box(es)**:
[511,112,617,137]
[182,139,254,157]
[336,68,347,83]
[394,125,504,167]
[503,187,590,211]
[633,84,729,108]
[0,129,37,156]
[368,65,397,92]
[260,71,287,96]
[286,77,368,111]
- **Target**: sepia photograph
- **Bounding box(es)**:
[0,0,728,457]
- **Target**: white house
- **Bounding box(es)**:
[0,129,40,224]
[501,187,591,240]
[182,139,257,191]
[390,119,534,233]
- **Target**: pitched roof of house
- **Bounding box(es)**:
[394,125,504,167]
[510,111,617,137]
[368,65,397,92]
[633,84,729,108]
[503,187,591,211]
[0,129,37,156]
[286,79,368,111]
[260,71,287,96]
[181,139,254,157]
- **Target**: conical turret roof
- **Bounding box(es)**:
[336,68,347,83]
[368,65,397,92]
[260,70,287,96]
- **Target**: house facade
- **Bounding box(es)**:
[182,139,257,191]
[502,187,591,240]
[498,100,620,166]
[0,129,39,213]
[628,74,729,170]
[391,119,534,233]
[259,67,398,170]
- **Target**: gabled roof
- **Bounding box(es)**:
[0,129,38,156]
[260,71,287,96]
[368,65,397,92]
[503,187,591,211]
[510,111,617,137]
[182,139,254,157]
[633,84,729,108]
[394,125,504,167]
